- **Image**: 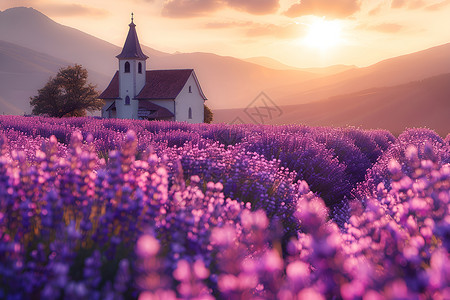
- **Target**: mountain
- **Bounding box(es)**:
[0,40,109,114]
[244,57,301,70]
[215,73,450,136]
[244,57,356,75]
[301,64,357,75]
[0,7,170,75]
[0,40,68,114]
[148,52,321,109]
[269,42,450,106]
[0,7,324,111]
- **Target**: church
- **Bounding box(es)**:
[99,16,207,123]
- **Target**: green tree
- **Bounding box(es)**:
[204,104,213,124]
[30,64,103,117]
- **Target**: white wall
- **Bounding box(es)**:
[104,66,206,123]
[117,59,146,119]
[175,73,205,123]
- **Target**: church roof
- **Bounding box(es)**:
[98,71,119,99]
[105,99,174,119]
[137,69,200,100]
[98,69,208,100]
[116,21,148,60]
[138,101,174,119]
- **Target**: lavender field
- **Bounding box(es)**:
[0,115,449,299]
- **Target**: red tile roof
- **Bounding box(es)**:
[99,69,207,100]
[105,99,174,119]
[98,71,119,99]
[138,101,174,119]
[137,69,193,100]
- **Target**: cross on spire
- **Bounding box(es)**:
[131,12,134,23]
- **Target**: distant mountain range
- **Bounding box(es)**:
[215,73,450,136]
[268,42,450,107]
[0,7,332,113]
[0,39,110,115]
[244,57,357,74]
[0,6,449,135]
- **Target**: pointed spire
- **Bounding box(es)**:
[116,14,148,60]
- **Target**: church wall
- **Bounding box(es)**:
[117,60,146,119]
[175,73,205,123]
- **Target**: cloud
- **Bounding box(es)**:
[425,0,450,11]
[245,23,303,38]
[203,20,302,39]
[41,3,108,17]
[162,0,221,18]
[367,23,403,33]
[391,0,406,9]
[225,0,279,15]
[203,21,254,29]
[391,0,427,10]
[162,0,280,18]
[284,0,361,19]
[368,4,383,16]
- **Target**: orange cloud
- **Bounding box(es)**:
[368,23,403,33]
[426,0,450,11]
[204,21,254,29]
[368,4,384,16]
[226,0,279,15]
[162,0,221,18]
[245,23,303,38]
[203,21,302,39]
[285,0,360,19]
[162,0,279,18]
[391,0,427,9]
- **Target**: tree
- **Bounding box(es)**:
[204,104,213,124]
[30,65,103,118]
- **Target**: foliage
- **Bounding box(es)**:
[30,65,103,118]
[204,104,213,124]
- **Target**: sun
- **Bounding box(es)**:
[304,19,342,50]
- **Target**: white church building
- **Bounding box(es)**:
[99,16,207,123]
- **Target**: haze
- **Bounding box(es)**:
[2,0,450,68]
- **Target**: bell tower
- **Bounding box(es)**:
[116,13,148,119]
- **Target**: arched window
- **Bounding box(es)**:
[138,62,142,74]
[124,61,130,73]
[188,107,192,119]
[125,96,130,105]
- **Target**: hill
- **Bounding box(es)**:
[215,73,450,136]
[149,52,321,109]
[244,56,302,70]
[0,7,325,110]
[0,40,109,114]
[244,57,356,75]
[270,43,450,106]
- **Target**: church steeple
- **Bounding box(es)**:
[115,13,148,119]
[116,13,148,60]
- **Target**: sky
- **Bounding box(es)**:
[1,0,450,68]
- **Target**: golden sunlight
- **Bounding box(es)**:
[304,19,342,50]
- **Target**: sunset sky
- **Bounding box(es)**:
[2,0,450,68]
